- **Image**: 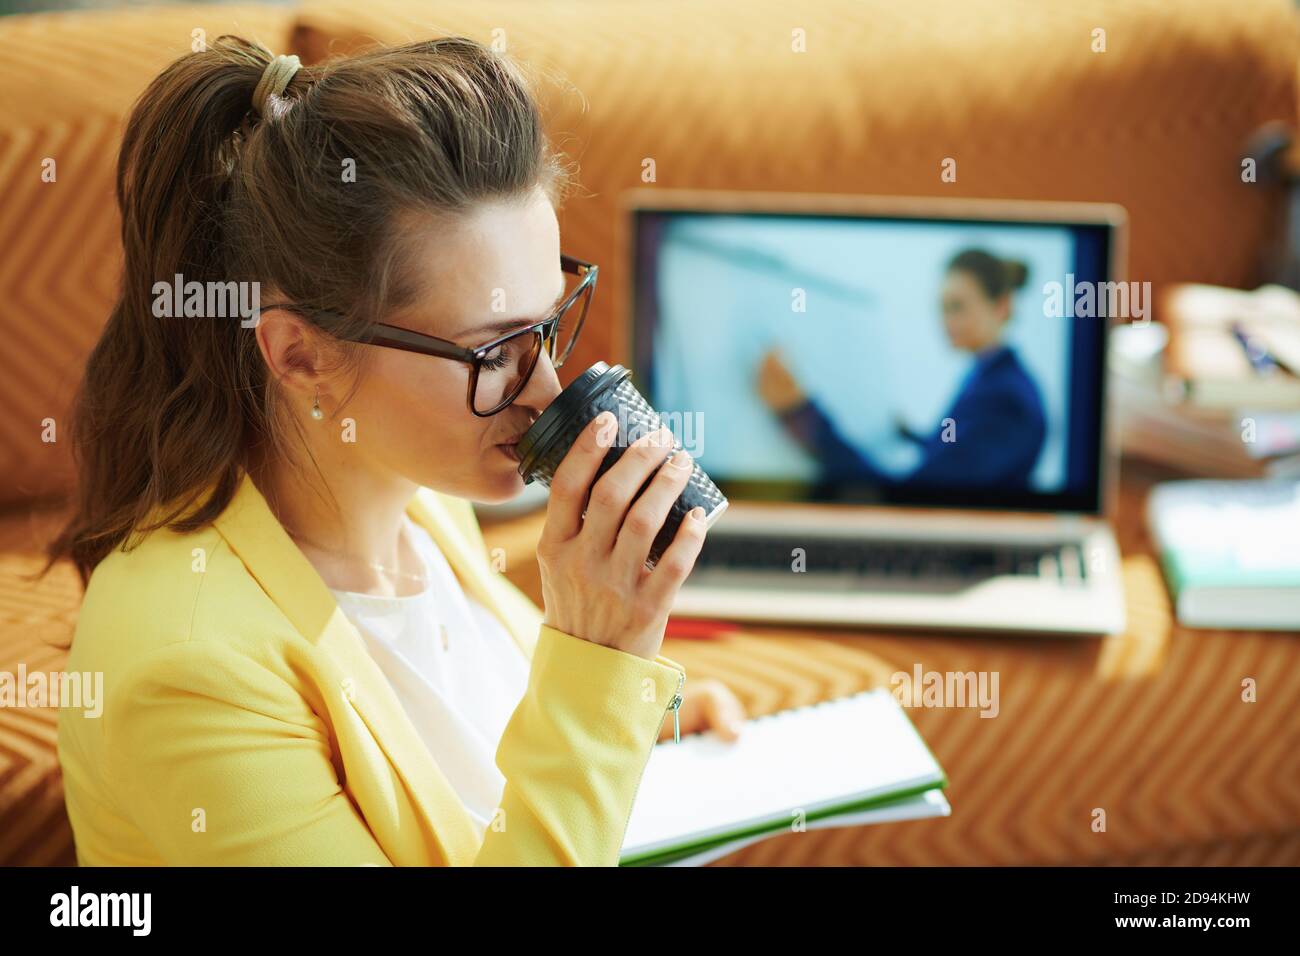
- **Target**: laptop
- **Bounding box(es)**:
[624,190,1128,636]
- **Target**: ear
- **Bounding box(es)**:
[995,293,1014,324]
[254,306,329,398]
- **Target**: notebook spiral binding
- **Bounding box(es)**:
[669,687,885,741]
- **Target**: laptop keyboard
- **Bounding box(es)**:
[693,535,1088,585]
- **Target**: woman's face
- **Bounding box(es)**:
[327,186,566,504]
[940,269,1010,354]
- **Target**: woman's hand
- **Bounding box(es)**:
[539,411,710,661]
[657,677,747,743]
[756,347,808,414]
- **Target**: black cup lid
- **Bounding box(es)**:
[516,361,631,479]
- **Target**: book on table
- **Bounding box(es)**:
[1147,478,1300,631]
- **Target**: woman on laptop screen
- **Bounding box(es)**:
[757,248,1046,490]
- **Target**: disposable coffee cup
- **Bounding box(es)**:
[516,361,728,569]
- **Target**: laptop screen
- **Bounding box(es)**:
[629,201,1115,514]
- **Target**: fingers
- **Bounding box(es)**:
[638,502,709,610]
[758,348,807,413]
[612,445,695,570]
[757,350,788,410]
[581,425,677,554]
[542,411,619,545]
[699,680,748,742]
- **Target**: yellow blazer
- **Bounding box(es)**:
[57,472,686,866]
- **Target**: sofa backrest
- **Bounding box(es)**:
[0,5,295,508]
[0,0,1295,508]
[290,0,1299,376]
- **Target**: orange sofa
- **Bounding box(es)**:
[1,0,1296,865]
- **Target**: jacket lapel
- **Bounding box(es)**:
[210,472,482,866]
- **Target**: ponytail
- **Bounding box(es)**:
[947,248,1029,300]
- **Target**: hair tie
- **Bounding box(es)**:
[252,54,301,118]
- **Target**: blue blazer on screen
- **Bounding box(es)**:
[778,345,1047,490]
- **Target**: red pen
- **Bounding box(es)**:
[664,617,741,639]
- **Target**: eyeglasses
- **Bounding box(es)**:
[263,254,597,417]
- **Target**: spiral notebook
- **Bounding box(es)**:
[619,688,950,866]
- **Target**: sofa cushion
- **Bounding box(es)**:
[0,506,77,865]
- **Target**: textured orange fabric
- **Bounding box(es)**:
[0,510,79,865]
[0,6,295,507]
[292,0,1299,384]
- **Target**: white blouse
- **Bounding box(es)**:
[328,514,531,829]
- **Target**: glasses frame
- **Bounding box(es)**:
[263,254,598,417]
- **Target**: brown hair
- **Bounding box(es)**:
[43,35,568,586]
[947,248,1029,300]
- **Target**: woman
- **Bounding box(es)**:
[757,249,1046,489]
[45,36,744,866]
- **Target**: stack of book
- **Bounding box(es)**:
[1112,284,1300,478]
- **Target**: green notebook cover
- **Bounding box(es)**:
[620,779,947,867]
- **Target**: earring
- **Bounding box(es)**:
[310,385,324,421]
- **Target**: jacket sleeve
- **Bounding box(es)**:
[777,397,890,483]
[103,629,684,867]
[476,623,685,866]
